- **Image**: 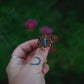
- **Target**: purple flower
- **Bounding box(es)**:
[25,19,38,31]
[40,26,53,34]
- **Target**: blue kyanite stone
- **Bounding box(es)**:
[43,38,48,47]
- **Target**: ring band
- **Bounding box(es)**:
[12,56,21,59]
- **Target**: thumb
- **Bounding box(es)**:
[26,47,49,73]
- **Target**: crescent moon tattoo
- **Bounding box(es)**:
[30,57,41,65]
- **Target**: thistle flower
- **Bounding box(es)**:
[40,26,53,34]
[25,19,38,31]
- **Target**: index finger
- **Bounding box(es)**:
[12,39,38,58]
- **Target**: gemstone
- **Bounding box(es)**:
[43,38,48,47]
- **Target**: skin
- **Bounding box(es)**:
[6,39,50,84]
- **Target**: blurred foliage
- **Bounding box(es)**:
[0,0,84,84]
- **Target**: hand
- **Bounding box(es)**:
[6,39,50,84]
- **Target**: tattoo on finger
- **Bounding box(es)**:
[30,57,41,65]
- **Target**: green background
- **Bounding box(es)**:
[0,0,84,84]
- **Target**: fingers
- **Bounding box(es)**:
[9,39,38,65]
[42,64,49,76]
[25,47,49,74]
[33,47,49,63]
[10,38,50,75]
[28,47,49,67]
[12,39,38,58]
[34,48,49,59]
[25,49,37,63]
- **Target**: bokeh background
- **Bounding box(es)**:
[0,0,84,84]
